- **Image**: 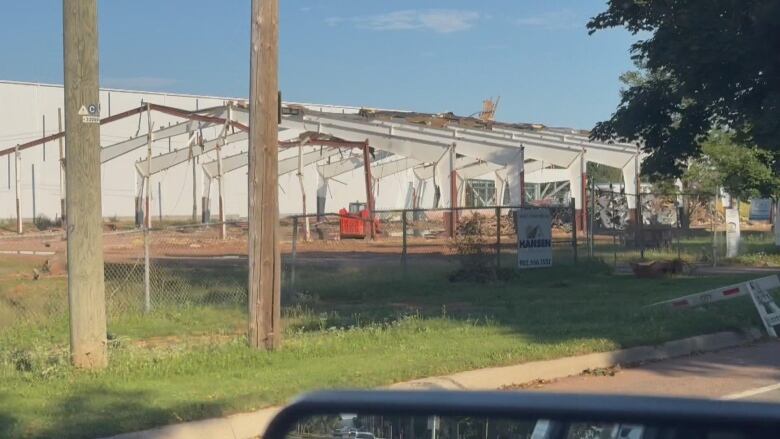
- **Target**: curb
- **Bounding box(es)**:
[102,329,763,439]
[388,329,763,390]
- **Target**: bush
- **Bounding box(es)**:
[449,213,498,283]
[34,214,61,231]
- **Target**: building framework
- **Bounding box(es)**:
[0,81,642,233]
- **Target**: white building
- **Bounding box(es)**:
[0,80,641,229]
[0,80,428,221]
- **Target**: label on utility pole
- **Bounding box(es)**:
[516,208,553,269]
[79,103,100,124]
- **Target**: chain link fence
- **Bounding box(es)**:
[0,222,250,340]
[582,186,774,269]
[5,188,763,343]
[283,202,579,294]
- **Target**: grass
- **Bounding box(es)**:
[581,230,780,265]
[0,255,774,438]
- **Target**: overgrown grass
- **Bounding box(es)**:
[1,256,773,438]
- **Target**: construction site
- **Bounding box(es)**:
[6,2,780,437]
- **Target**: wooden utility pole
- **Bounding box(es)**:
[63,0,108,369]
[248,0,281,350]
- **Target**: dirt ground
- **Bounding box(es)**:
[1,220,768,274]
[0,222,535,267]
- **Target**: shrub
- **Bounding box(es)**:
[449,213,498,283]
[34,214,60,231]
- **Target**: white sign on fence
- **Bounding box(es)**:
[516,208,552,269]
[725,208,740,258]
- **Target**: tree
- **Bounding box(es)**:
[587,1,780,179]
[685,132,778,200]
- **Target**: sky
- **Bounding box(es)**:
[0,1,641,129]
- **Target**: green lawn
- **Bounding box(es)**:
[582,230,779,265]
[1,256,773,438]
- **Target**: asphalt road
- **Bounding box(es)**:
[527,339,780,403]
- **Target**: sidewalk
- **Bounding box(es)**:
[104,329,762,439]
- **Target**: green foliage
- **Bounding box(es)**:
[671,131,780,200]
[699,132,778,199]
[588,1,780,178]
[34,214,60,231]
[449,213,499,283]
[587,162,623,184]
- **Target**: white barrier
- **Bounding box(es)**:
[650,275,780,337]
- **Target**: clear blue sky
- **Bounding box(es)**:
[0,1,639,129]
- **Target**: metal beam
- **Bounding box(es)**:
[318,150,393,179]
[202,146,343,178]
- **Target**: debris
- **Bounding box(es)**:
[582,365,621,377]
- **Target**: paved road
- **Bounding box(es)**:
[527,340,780,402]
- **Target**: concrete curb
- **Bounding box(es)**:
[389,329,763,391]
[103,329,763,439]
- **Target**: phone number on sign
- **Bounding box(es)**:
[518,258,552,267]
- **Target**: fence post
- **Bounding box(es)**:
[495,206,501,269]
[143,224,151,314]
[402,210,408,274]
[291,216,298,290]
[570,198,578,263]
[638,192,645,260]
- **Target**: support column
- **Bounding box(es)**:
[217,110,228,240]
[568,151,586,232]
[581,149,587,232]
[31,164,36,224]
[449,143,458,238]
[144,103,153,230]
[505,148,525,207]
[316,173,327,220]
[623,150,640,226]
[134,174,144,227]
[495,170,507,206]
[14,148,22,234]
[58,108,66,227]
[520,146,526,207]
[201,175,212,224]
[362,141,376,240]
[297,143,311,241]
[217,146,225,236]
[191,156,198,223]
